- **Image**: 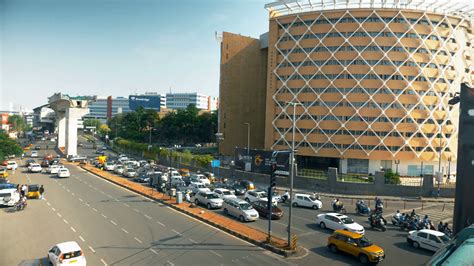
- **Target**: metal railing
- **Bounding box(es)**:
[337,173,373,183]
[297,168,328,180]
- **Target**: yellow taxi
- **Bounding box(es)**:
[328,230,385,264]
[0,168,9,178]
[27,184,41,199]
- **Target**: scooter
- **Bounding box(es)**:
[281,192,290,203]
[391,214,405,226]
[369,213,387,232]
[355,201,371,216]
[15,197,27,211]
[332,202,347,214]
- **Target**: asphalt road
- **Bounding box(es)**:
[1,140,290,266]
[75,136,455,265]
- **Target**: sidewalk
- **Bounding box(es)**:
[77,163,295,256]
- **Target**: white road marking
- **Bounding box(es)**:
[210,250,223,258]
[51,207,56,211]
[171,229,181,236]
[144,214,152,220]
[100,190,105,194]
[46,202,51,206]
[57,213,62,218]
[149,248,158,255]
[107,195,113,198]
[189,238,198,244]
[101,214,107,218]
[156,221,165,226]
[78,198,83,202]
[89,246,96,253]
[100,258,107,266]
[79,236,85,242]
[93,187,98,191]
[92,208,98,212]
[110,220,117,226]
[121,228,129,234]
[134,237,142,244]
[71,193,75,196]
[123,203,130,207]
[66,189,70,192]
[63,219,69,224]
[70,227,76,232]
[133,208,140,213]
[85,203,90,207]
[166,261,174,266]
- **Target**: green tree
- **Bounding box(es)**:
[0,132,23,158]
[384,169,401,184]
[83,119,102,129]
[8,115,27,132]
[98,124,111,137]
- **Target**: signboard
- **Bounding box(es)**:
[211,160,220,168]
[234,148,290,175]
[129,95,162,111]
[1,114,8,125]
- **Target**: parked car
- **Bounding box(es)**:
[28,163,42,173]
[222,198,259,222]
[407,229,451,252]
[244,190,278,205]
[47,241,86,266]
[316,213,365,234]
[31,151,38,157]
[6,161,18,171]
[193,191,223,209]
[114,165,124,175]
[57,168,71,178]
[328,230,385,264]
[251,200,283,220]
[123,167,137,178]
[189,182,211,194]
[213,188,237,200]
[292,193,323,209]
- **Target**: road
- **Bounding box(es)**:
[1,139,290,266]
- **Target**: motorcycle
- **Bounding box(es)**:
[15,197,27,211]
[368,213,387,232]
[391,214,405,226]
[332,202,347,214]
[442,227,453,238]
[375,200,384,213]
[355,201,371,216]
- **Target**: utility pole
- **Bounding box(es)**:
[287,101,299,247]
[267,155,277,243]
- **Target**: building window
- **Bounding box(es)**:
[407,165,434,176]
[347,158,369,174]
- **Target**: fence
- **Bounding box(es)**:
[298,168,328,180]
[337,173,373,183]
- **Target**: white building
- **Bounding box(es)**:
[166,92,218,111]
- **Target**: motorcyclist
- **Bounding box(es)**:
[282,190,290,203]
[356,200,368,214]
[438,221,444,231]
[410,209,417,218]
[333,198,344,211]
[394,210,402,220]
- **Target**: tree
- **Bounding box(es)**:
[98,124,111,137]
[0,132,23,158]
[83,119,101,129]
[8,115,27,132]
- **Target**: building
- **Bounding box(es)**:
[166,92,218,111]
[219,0,473,176]
[83,96,131,122]
[128,92,166,112]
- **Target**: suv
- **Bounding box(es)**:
[193,191,223,209]
[222,198,259,222]
[328,230,385,264]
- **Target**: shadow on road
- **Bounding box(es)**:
[19,257,49,266]
[309,246,360,265]
[393,242,434,256]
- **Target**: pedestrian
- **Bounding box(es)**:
[16,184,20,193]
[21,184,27,197]
[39,185,45,200]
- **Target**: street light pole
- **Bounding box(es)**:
[244,122,250,156]
[437,121,443,197]
[287,102,299,247]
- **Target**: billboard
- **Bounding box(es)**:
[1,114,8,125]
[234,148,290,176]
[129,95,161,111]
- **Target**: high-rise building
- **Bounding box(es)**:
[166,93,218,111]
[83,96,131,122]
[128,92,166,111]
[219,0,473,176]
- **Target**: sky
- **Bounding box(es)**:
[0,0,269,111]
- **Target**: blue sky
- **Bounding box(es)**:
[0,0,269,110]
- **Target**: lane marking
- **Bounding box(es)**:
[171,229,181,236]
[110,220,117,226]
[63,219,69,224]
[89,246,96,253]
[85,203,90,207]
[209,250,223,258]
[133,208,140,213]
[149,248,158,255]
[101,214,107,218]
[123,203,130,207]
[156,221,165,227]
[66,189,70,192]
[79,236,85,242]
[134,237,143,244]
[70,227,76,232]
[46,202,51,206]
[144,214,152,220]
[121,228,129,234]
[107,195,113,199]
[78,198,83,202]
[57,213,62,218]
[52,207,56,212]
[166,261,174,266]
[100,258,107,266]
[92,208,98,212]
[71,193,75,196]
[189,238,198,244]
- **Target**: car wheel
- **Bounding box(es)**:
[239,215,245,222]
[312,205,318,210]
[359,254,369,264]
[292,202,298,207]
[194,199,199,205]
[329,244,338,253]
[207,203,211,210]
[223,208,228,215]
[412,241,420,249]
[319,222,326,229]
[245,198,250,203]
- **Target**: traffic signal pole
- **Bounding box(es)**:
[267,158,277,243]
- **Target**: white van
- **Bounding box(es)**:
[0,184,20,206]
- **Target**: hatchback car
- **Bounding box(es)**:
[47,164,63,174]
[222,198,259,222]
[407,229,451,252]
[6,161,17,171]
[316,213,365,234]
[28,163,42,173]
[48,241,86,266]
[293,193,323,209]
[114,165,124,175]
[194,191,223,209]
[57,168,71,178]
[328,230,385,264]
[123,167,137,178]
[31,151,38,157]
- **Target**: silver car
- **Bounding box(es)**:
[194,191,223,209]
[222,198,259,222]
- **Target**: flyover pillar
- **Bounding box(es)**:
[57,112,66,149]
[65,108,87,156]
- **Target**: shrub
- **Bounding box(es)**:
[384,170,401,184]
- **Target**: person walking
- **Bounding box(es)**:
[21,184,27,198]
[39,185,45,200]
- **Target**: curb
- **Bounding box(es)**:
[80,165,296,257]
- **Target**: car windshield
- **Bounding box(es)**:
[439,235,451,243]
[207,194,219,199]
[222,191,232,195]
[341,217,354,224]
[239,203,253,210]
[309,196,318,201]
[355,236,373,247]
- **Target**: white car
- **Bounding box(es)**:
[48,241,86,266]
[28,163,42,173]
[114,165,124,175]
[244,190,278,205]
[170,176,184,187]
[213,188,237,200]
[57,168,71,178]
[189,182,211,194]
[407,229,451,252]
[31,151,38,157]
[293,193,323,209]
[104,162,116,171]
[122,167,137,178]
[6,161,18,170]
[316,213,365,234]
[47,165,63,174]
[194,191,223,209]
[192,174,210,185]
[222,198,259,222]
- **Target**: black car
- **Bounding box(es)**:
[231,183,247,195]
[134,174,150,183]
[251,200,283,220]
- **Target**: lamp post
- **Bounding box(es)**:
[437,120,443,198]
[244,122,250,156]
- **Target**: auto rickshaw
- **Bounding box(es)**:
[27,184,41,199]
[0,167,9,178]
[178,168,190,177]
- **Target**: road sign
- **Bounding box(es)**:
[211,160,220,168]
